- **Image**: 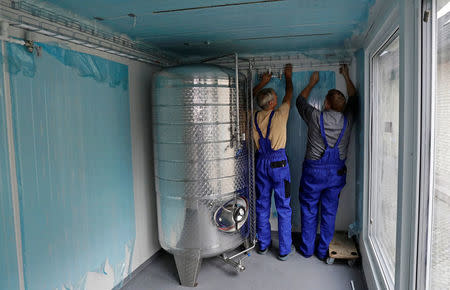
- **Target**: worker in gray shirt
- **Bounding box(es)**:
[296,64,357,260]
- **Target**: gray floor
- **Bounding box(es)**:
[122,233,367,290]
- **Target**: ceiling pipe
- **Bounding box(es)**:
[0,1,177,66]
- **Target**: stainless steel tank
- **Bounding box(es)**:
[152,64,253,287]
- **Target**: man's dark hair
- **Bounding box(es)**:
[326,89,346,112]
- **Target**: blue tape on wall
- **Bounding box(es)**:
[0,41,21,290]
[7,42,135,289]
[256,71,336,230]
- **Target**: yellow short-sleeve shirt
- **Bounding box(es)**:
[253,102,290,150]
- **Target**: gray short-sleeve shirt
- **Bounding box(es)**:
[296,95,356,161]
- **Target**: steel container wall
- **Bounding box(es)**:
[152,64,250,258]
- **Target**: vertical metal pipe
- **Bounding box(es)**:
[246,65,252,243]
[249,61,256,243]
[235,53,240,144]
[233,53,240,209]
[2,39,26,290]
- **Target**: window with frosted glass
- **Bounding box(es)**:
[430,1,450,289]
[369,35,400,287]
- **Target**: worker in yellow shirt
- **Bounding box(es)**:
[253,64,294,260]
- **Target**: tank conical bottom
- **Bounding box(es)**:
[174,251,202,287]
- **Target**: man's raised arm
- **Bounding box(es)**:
[300,72,319,100]
[253,72,272,96]
[282,64,293,105]
[340,64,356,98]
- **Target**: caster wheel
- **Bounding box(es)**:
[326,257,335,265]
[347,259,356,267]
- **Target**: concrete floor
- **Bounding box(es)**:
[121,233,367,290]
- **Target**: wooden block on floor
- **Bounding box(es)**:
[329,232,359,260]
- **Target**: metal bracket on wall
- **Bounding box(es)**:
[206,50,353,77]
[0,0,178,66]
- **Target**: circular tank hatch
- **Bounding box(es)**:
[214,196,249,233]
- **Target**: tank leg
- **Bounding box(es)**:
[244,238,250,249]
[174,252,202,287]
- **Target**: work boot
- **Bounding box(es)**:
[256,242,270,255]
[297,248,312,258]
[278,244,295,261]
[315,250,328,262]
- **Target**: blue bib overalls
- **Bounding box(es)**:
[255,111,292,255]
[299,112,348,259]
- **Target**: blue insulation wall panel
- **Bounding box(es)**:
[259,71,336,230]
[7,42,135,290]
[0,42,21,290]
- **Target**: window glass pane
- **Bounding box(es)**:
[369,35,400,285]
[430,1,450,289]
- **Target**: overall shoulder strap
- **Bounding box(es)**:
[335,115,348,147]
[320,111,329,148]
[266,110,275,138]
[254,111,264,139]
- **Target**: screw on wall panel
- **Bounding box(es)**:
[128,13,137,28]
[423,10,431,23]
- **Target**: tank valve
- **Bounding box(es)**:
[219,254,247,273]
[236,263,245,272]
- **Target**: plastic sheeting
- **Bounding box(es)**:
[0,41,21,290]
[7,42,128,90]
[6,42,135,290]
